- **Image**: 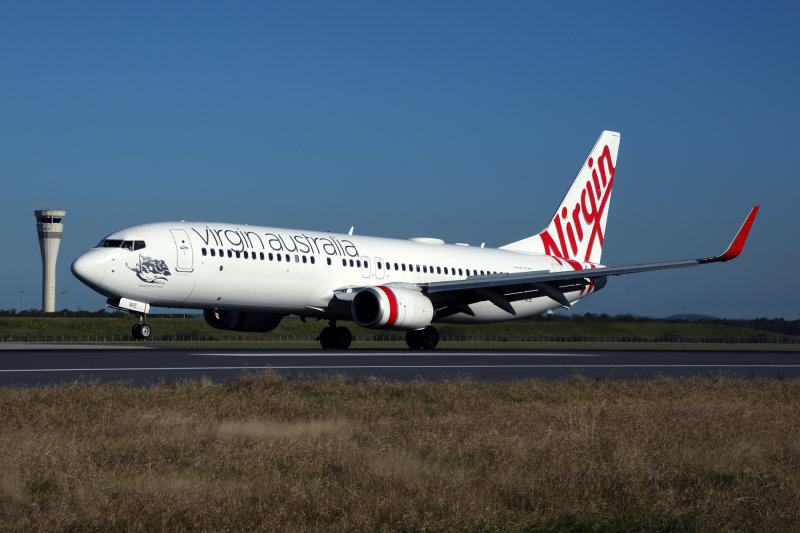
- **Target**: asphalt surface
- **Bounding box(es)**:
[0,346,798,386]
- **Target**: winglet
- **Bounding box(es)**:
[699,206,759,264]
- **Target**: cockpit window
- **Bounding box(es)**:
[98,239,146,251]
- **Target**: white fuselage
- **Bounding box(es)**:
[70,131,758,348]
[73,221,601,324]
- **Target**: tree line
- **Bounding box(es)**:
[1,309,798,336]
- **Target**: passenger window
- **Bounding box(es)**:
[243,251,249,259]
[394,263,399,270]
[277,254,282,262]
[302,256,307,263]
[342,259,347,266]
[260,252,264,260]
[310,256,315,264]
[423,266,427,273]
[350,259,354,267]
[235,251,241,258]
[227,250,232,258]
[416,265,420,272]
[356,260,361,268]
[219,249,223,257]
[402,264,406,271]
[327,257,332,265]
[285,254,290,262]
[268,253,273,261]
[364,260,369,268]
[458,268,463,276]
[377,262,382,269]
[295,255,299,263]
[202,248,207,256]
[210,249,216,257]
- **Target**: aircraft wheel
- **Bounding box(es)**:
[405,329,423,350]
[320,326,337,349]
[420,326,439,350]
[132,324,142,339]
[336,327,352,349]
[139,323,152,340]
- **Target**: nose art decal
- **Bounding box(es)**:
[127,254,172,284]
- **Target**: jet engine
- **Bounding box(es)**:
[351,286,433,330]
[203,309,283,332]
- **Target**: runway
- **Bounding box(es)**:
[0,346,798,386]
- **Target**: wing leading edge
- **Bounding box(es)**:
[425,206,759,315]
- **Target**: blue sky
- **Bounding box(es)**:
[1,1,797,318]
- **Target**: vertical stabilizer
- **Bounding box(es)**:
[501,131,620,264]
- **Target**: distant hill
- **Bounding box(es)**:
[666,314,716,321]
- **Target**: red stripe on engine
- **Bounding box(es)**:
[377,286,398,327]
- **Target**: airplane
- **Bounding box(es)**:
[71,131,759,349]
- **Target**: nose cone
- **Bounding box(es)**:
[71,250,107,291]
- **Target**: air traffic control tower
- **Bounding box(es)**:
[34,209,66,313]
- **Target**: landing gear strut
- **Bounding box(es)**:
[406,326,439,350]
[131,314,152,340]
[319,321,352,349]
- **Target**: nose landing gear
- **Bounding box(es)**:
[106,298,153,340]
[131,316,152,340]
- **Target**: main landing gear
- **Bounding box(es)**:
[319,321,352,349]
[131,314,152,340]
[317,322,440,350]
[406,326,439,350]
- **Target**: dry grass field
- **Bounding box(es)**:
[1,374,799,531]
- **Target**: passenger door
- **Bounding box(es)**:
[170,229,194,272]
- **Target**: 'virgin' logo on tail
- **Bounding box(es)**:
[540,144,615,263]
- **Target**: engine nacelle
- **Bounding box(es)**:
[203,309,283,332]
[351,286,433,330]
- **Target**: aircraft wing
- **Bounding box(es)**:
[423,206,759,317]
